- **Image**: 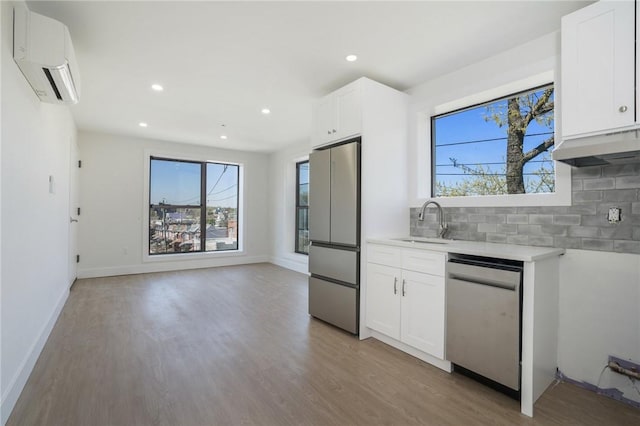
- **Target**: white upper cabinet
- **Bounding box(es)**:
[561,0,636,138]
[314,96,336,144]
[313,81,362,146]
[334,84,361,140]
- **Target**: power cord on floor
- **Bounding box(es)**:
[595,363,609,391]
[597,361,640,398]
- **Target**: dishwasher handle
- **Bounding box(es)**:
[448,275,518,291]
[447,260,521,292]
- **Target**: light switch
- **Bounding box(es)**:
[49,175,55,194]
[607,207,621,224]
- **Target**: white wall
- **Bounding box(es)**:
[0,1,4,417]
[558,249,640,403]
[406,30,640,404]
[268,140,310,274]
[1,1,77,422]
[406,31,571,208]
[76,131,270,278]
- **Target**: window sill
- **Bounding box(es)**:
[143,249,245,263]
[415,189,571,209]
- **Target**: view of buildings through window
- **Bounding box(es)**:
[432,84,555,197]
[149,157,239,255]
[296,160,309,254]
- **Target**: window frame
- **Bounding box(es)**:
[144,152,243,260]
[430,82,555,198]
[415,70,571,208]
[294,160,309,255]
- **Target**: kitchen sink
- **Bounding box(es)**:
[393,237,451,245]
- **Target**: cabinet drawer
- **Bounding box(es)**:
[367,244,402,267]
[309,245,358,285]
[309,277,358,334]
[401,249,446,276]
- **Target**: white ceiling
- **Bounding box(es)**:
[28,1,591,153]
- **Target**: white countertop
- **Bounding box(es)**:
[367,237,565,262]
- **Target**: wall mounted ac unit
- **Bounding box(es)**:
[13,6,81,105]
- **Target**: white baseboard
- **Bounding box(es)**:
[270,256,309,275]
[77,255,270,279]
[1,286,69,425]
[367,329,452,373]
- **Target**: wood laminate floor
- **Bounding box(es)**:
[7,263,640,425]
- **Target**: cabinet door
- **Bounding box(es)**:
[309,149,331,243]
[335,84,362,141]
[561,1,635,137]
[366,263,401,340]
[400,270,445,358]
[330,142,359,246]
[315,95,336,145]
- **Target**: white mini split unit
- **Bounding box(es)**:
[13,6,81,105]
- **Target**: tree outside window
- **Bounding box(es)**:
[432,84,555,197]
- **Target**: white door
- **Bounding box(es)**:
[561,0,635,137]
[365,263,401,340]
[68,137,80,286]
[400,270,445,358]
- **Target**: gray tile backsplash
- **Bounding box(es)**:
[410,162,640,254]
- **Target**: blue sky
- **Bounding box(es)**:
[433,87,554,189]
[298,161,309,203]
[150,159,239,208]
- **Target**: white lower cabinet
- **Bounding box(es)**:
[399,270,445,358]
[366,263,401,339]
[366,244,445,359]
[365,240,563,417]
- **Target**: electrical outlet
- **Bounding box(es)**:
[608,355,640,380]
[607,207,621,224]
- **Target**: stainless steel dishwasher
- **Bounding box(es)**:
[446,254,523,393]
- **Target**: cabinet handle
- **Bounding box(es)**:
[619,105,628,113]
[402,279,406,296]
[393,277,397,295]
[332,129,337,133]
[327,130,331,135]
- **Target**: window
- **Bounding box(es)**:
[295,160,309,255]
[149,157,239,255]
[432,83,554,197]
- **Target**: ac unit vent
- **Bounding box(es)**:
[13,6,81,105]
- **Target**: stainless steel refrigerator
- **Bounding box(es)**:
[308,137,360,334]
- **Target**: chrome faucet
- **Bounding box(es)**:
[418,200,449,239]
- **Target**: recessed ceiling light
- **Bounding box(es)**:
[139,122,148,128]
[345,54,358,62]
[261,108,271,114]
[220,135,228,140]
[151,84,164,92]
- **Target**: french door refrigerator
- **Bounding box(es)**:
[308,137,360,334]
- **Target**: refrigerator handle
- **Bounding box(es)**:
[331,159,335,187]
